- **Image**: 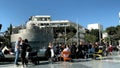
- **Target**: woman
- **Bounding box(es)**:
[62,45,70,58]
[45,42,55,63]
[20,39,29,67]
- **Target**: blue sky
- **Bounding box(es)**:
[0,0,120,32]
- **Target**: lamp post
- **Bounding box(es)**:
[64,26,66,45]
[77,22,79,46]
[99,29,101,46]
[98,24,102,46]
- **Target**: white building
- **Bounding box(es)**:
[102,32,108,39]
[26,15,85,43]
[27,15,76,28]
[11,15,85,49]
[87,23,103,31]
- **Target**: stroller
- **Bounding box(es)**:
[28,50,39,65]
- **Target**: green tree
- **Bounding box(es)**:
[90,29,100,42]
[104,37,110,43]
[85,29,102,42]
[9,24,13,35]
[106,26,120,45]
[106,26,117,35]
[85,34,97,43]
[53,26,77,44]
[3,24,13,46]
[66,32,75,40]
[116,25,120,40]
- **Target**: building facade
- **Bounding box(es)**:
[87,23,103,31]
[11,15,85,56]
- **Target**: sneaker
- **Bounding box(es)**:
[15,63,20,66]
[25,64,28,67]
[14,64,19,67]
[21,66,24,68]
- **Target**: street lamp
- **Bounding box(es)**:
[77,23,79,46]
[98,24,102,46]
[99,29,101,45]
[64,26,66,45]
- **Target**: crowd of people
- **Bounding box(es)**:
[0,37,120,67]
[45,41,120,63]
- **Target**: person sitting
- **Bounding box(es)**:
[2,46,14,55]
[62,45,70,58]
[61,45,71,61]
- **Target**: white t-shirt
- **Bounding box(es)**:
[63,47,70,58]
[51,49,54,57]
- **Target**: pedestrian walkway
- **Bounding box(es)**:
[1,58,120,68]
[1,51,120,68]
[0,61,93,68]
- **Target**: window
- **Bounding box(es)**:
[37,18,42,21]
[44,18,48,21]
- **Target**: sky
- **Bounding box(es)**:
[0,0,120,32]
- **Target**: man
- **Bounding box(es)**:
[70,43,77,59]
[77,41,88,59]
[14,37,22,66]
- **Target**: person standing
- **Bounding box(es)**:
[20,39,30,67]
[14,37,22,66]
[45,42,55,63]
[70,43,77,59]
[26,39,32,61]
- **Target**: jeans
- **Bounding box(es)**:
[14,51,20,65]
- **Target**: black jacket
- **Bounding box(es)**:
[45,47,51,58]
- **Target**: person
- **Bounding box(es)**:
[77,41,88,59]
[14,37,22,66]
[45,42,55,63]
[20,39,30,67]
[63,45,70,52]
[26,39,32,59]
[94,42,99,53]
[108,45,113,55]
[70,43,77,59]
[62,45,70,58]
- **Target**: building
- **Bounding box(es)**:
[87,23,103,31]
[11,15,85,56]
[87,23,103,44]
[25,15,85,44]
[102,32,108,39]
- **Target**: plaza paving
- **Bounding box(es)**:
[1,52,120,68]
[1,56,120,68]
